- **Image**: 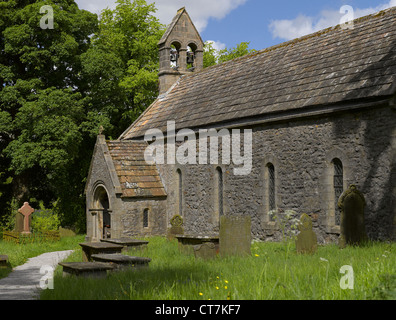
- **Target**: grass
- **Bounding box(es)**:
[38,237,395,300]
[0,234,85,279]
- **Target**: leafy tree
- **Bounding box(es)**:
[203,41,256,68]
[0,0,165,231]
[81,0,165,138]
[0,0,98,229]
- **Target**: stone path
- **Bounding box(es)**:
[0,250,73,300]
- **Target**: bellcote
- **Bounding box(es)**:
[158,7,204,95]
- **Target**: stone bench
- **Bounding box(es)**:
[59,262,115,278]
[100,238,149,252]
[79,242,124,262]
[0,255,9,268]
[91,254,151,270]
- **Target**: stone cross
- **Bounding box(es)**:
[167,214,184,241]
[295,213,317,254]
[18,202,34,234]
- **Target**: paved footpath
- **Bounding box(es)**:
[0,250,73,300]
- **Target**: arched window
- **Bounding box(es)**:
[267,163,276,211]
[143,209,149,228]
[187,43,198,70]
[333,158,343,225]
[177,169,183,216]
[170,42,181,68]
[216,167,224,217]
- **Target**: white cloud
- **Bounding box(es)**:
[148,0,248,32]
[206,40,227,51]
[269,0,396,41]
[75,0,117,15]
[75,0,247,32]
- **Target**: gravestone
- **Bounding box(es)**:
[295,213,317,254]
[15,211,24,233]
[219,216,251,256]
[338,185,368,247]
[18,202,34,234]
[193,242,218,260]
[167,214,184,240]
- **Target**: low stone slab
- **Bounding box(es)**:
[79,242,124,262]
[91,254,151,270]
[100,238,149,251]
[0,255,9,268]
[176,235,219,254]
[59,262,114,278]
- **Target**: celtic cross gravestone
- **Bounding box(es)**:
[18,202,34,234]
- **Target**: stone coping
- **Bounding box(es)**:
[91,254,151,264]
[100,238,149,246]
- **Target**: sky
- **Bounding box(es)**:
[74,0,396,51]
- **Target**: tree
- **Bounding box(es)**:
[81,0,165,138]
[0,0,98,228]
[0,0,166,230]
[203,41,256,68]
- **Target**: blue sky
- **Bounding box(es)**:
[75,0,396,51]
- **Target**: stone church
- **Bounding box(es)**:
[85,7,396,243]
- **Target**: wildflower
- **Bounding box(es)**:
[255,254,259,257]
[224,280,229,284]
[199,292,203,296]
[224,286,228,290]
[216,286,219,290]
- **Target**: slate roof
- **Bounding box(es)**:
[106,140,167,198]
[121,7,396,140]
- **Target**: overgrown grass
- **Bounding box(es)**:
[40,237,395,300]
[0,234,85,279]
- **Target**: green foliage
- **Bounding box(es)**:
[0,0,98,227]
[0,0,164,230]
[203,41,256,68]
[31,201,60,233]
[82,0,165,137]
[0,234,85,279]
[371,274,396,300]
[39,237,396,300]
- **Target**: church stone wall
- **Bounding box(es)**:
[85,138,167,240]
[157,105,395,243]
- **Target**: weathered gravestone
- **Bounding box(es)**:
[18,202,34,234]
[167,214,184,240]
[338,185,368,247]
[295,213,317,254]
[219,216,251,256]
[193,242,218,260]
[15,211,24,233]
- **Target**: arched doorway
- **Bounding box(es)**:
[93,186,111,240]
